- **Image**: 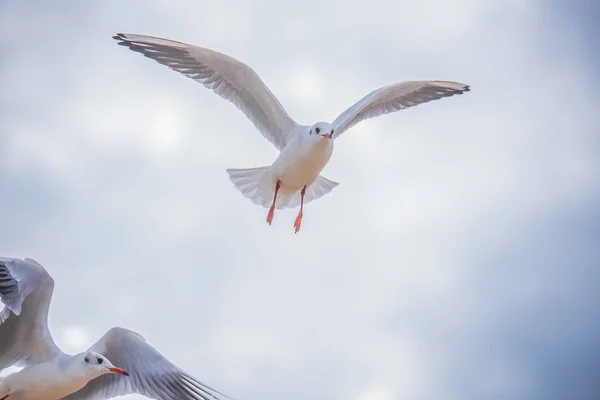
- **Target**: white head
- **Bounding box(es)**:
[81,351,129,378]
[308,122,334,140]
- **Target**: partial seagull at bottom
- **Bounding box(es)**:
[0,257,228,400]
[113,33,470,232]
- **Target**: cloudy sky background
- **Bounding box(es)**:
[1,0,599,399]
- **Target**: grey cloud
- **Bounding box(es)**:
[1,1,599,400]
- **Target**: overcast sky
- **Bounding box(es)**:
[1,0,599,399]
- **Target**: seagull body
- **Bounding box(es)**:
[1,358,100,400]
[114,33,470,232]
[0,257,225,400]
[271,127,334,192]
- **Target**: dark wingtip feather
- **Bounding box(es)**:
[0,263,17,298]
[113,33,129,45]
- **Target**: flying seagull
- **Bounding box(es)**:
[113,33,470,232]
[0,257,227,400]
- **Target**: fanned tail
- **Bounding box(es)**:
[227,168,339,209]
[226,167,278,208]
[285,175,339,208]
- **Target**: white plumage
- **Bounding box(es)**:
[0,258,227,400]
[114,33,469,232]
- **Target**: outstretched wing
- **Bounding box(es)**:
[332,80,470,138]
[114,33,299,150]
[0,257,60,370]
[64,327,230,400]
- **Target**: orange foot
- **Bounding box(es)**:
[293,212,303,233]
[266,180,281,226]
[266,206,275,225]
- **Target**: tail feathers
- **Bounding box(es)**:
[227,167,276,208]
[227,168,339,209]
[285,175,339,208]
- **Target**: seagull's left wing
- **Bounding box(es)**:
[0,257,60,370]
[113,33,299,151]
[64,327,230,400]
[331,80,470,138]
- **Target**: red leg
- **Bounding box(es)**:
[266,180,281,225]
[293,186,307,233]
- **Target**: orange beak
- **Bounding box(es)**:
[320,132,332,139]
[109,367,129,376]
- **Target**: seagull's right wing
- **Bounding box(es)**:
[114,33,299,151]
[331,80,470,138]
[64,327,230,400]
[0,258,60,370]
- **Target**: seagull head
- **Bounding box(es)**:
[309,122,334,140]
[82,351,129,378]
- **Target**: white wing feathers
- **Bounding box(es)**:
[332,80,470,138]
[114,33,299,150]
[0,258,60,370]
[64,327,229,400]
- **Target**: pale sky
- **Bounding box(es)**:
[1,0,599,399]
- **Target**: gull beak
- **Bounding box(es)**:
[320,132,332,139]
[109,367,129,376]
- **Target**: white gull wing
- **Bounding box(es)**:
[114,33,299,151]
[64,327,229,400]
[331,80,470,138]
[0,258,61,370]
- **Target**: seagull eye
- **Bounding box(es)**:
[331,129,334,135]
[316,127,320,134]
[84,357,89,363]
[97,357,103,364]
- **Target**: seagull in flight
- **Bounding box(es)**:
[0,257,228,400]
[113,33,470,232]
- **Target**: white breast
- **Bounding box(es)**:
[2,363,91,400]
[270,135,334,194]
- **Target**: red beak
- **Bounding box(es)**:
[321,132,331,139]
[109,367,129,376]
